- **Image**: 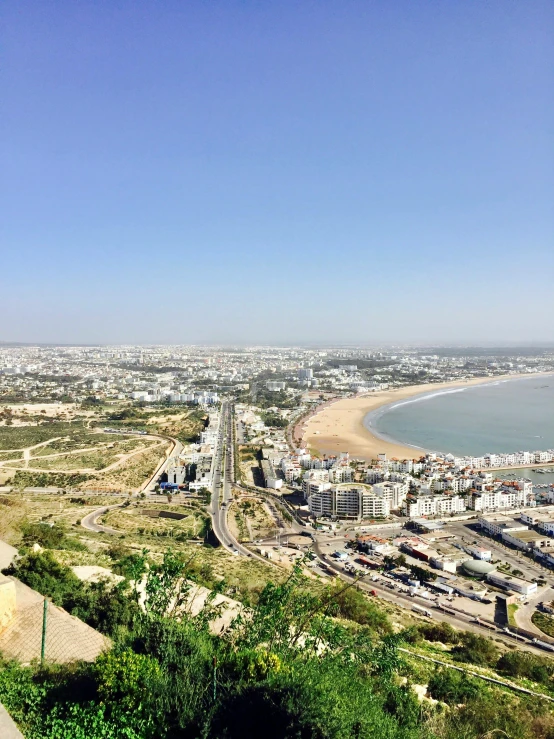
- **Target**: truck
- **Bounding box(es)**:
[160,482,179,491]
[412,604,433,618]
[532,638,554,652]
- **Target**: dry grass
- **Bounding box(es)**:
[77,444,170,492]
[25,442,159,472]
[102,501,207,538]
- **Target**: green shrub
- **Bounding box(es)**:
[427,667,480,704]
[451,631,499,666]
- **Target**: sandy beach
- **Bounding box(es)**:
[300,374,546,462]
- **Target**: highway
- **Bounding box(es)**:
[77,403,554,655]
[209,401,260,559]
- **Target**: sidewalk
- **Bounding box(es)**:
[0,703,24,738]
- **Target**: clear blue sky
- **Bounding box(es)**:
[2,1,553,345]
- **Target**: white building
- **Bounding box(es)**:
[486,571,538,596]
[266,381,286,392]
[166,462,187,486]
[372,481,408,510]
[403,494,466,517]
[478,516,528,537]
[308,484,389,521]
[466,546,492,561]
[328,466,353,484]
[467,488,525,512]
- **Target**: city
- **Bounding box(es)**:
[2,0,553,736]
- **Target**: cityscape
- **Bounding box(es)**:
[1,1,553,737]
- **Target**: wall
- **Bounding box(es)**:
[0,576,16,632]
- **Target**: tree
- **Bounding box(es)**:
[409,564,436,582]
[452,632,499,666]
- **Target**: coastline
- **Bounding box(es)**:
[301,373,553,462]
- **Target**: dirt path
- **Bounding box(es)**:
[1,440,167,475]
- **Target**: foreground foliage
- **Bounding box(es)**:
[1,552,554,738]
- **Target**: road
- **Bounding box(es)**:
[141,436,182,493]
[81,433,181,534]
[209,402,262,559]
[309,538,554,657]
[81,504,122,534]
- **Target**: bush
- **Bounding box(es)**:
[451,632,499,667]
[418,621,459,644]
[427,667,480,704]
[20,522,87,552]
[497,651,554,686]
[3,551,138,637]
[328,583,392,634]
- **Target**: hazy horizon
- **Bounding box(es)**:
[2,1,553,345]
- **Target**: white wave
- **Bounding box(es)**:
[387,388,467,411]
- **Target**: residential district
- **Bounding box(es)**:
[2,343,554,661]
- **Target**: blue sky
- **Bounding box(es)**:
[2,1,553,345]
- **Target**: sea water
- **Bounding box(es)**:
[364,375,554,461]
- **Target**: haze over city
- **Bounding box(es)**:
[2,1,553,345]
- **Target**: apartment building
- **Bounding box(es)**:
[328,466,353,484]
[372,481,408,509]
[467,487,525,511]
[403,494,466,517]
[308,484,389,521]
[302,476,331,501]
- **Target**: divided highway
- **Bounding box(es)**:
[209,402,256,558]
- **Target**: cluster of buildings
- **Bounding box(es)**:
[2,345,553,410]
[165,411,221,492]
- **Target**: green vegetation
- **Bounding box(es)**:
[2,552,554,738]
[260,412,288,428]
[532,611,554,638]
[0,421,90,450]
[497,651,554,686]
[104,405,206,444]
[328,582,392,632]
[427,667,480,703]
[250,388,301,409]
[19,522,87,551]
[3,550,137,638]
[508,602,519,627]
[408,564,436,583]
[12,470,93,489]
[0,451,23,462]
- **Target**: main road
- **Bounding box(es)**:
[209,401,260,559]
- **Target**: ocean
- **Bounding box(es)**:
[364,375,554,469]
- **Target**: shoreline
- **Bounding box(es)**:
[301,373,554,462]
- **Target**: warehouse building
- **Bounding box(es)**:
[486,571,538,596]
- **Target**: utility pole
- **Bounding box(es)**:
[213,656,217,702]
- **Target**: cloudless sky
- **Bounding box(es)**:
[1,1,553,345]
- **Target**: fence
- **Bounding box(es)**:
[0,598,109,664]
